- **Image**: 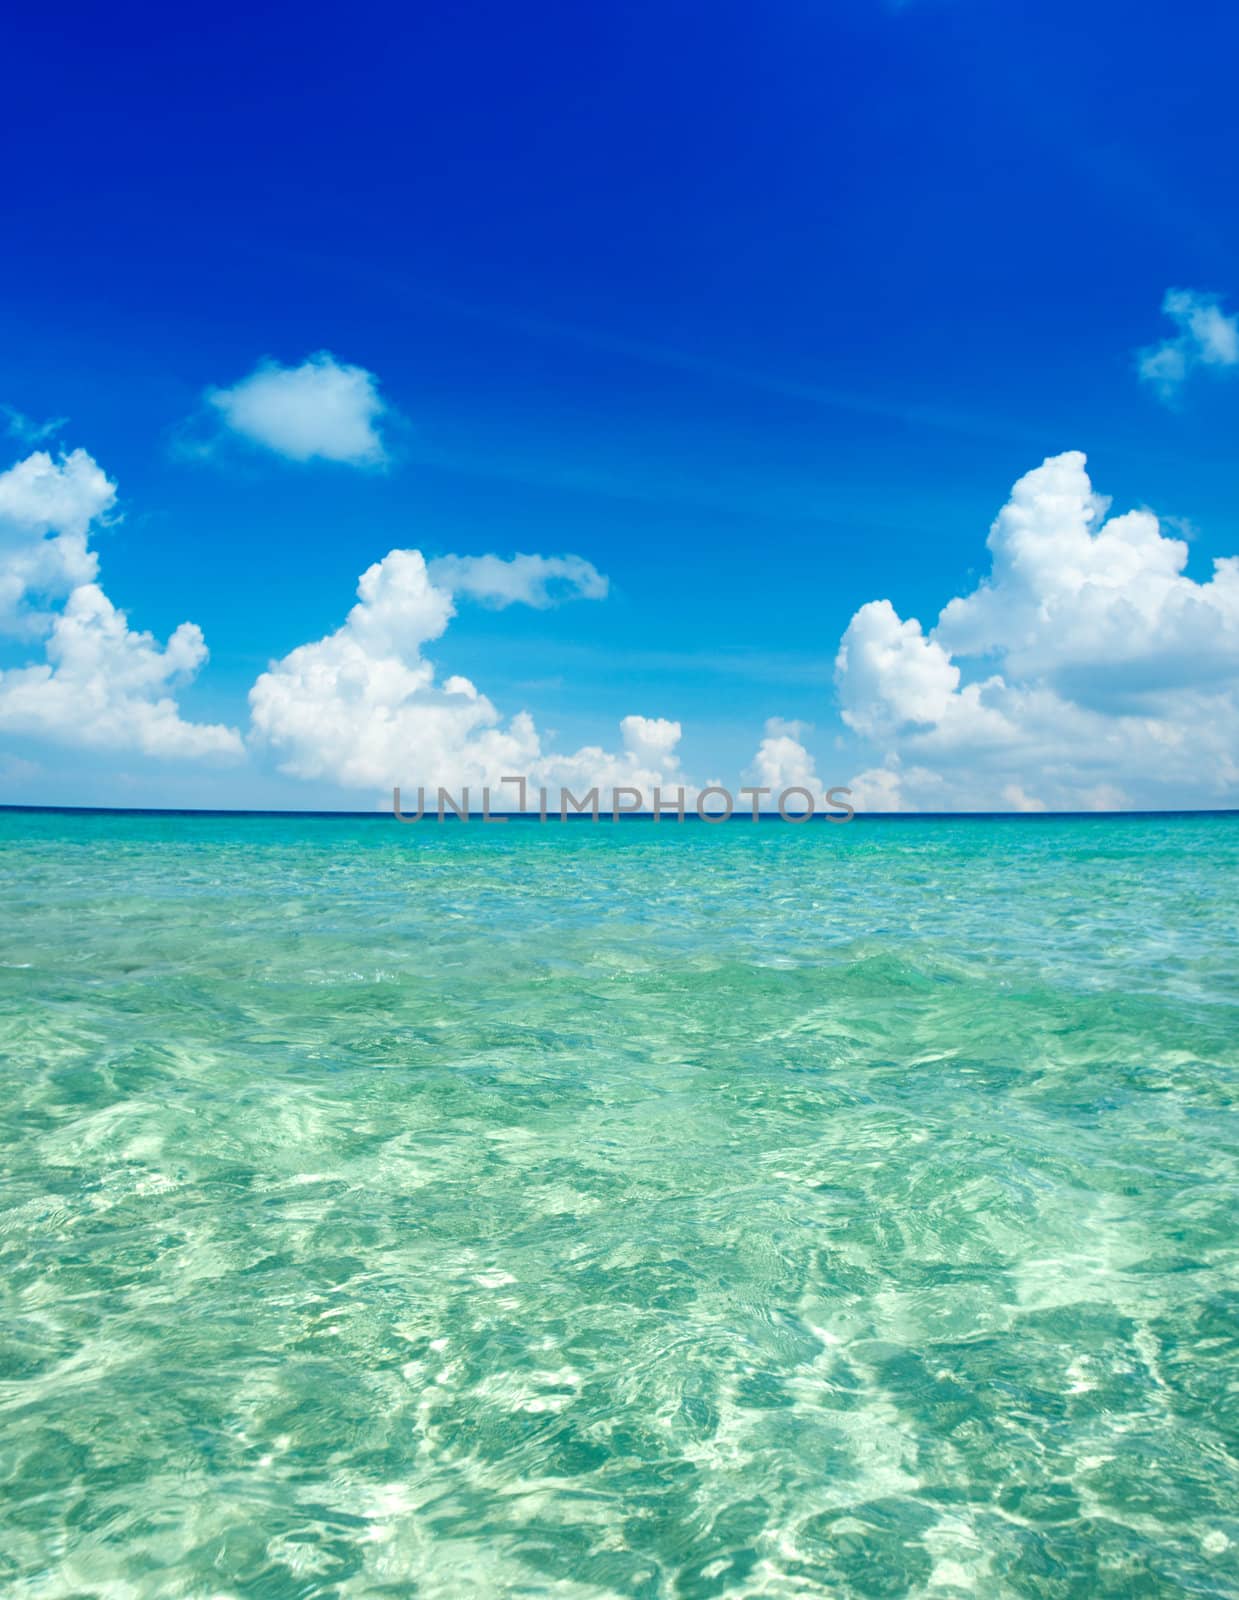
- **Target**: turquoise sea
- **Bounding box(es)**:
[2,809,1238,1599]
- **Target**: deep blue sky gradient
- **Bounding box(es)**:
[3,0,1238,801]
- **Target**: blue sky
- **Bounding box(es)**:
[3,0,1239,811]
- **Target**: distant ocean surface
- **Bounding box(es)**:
[2,809,1237,1598]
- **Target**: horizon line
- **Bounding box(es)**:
[2,804,1237,822]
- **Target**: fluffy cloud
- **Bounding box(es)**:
[1138,289,1239,404]
[933,452,1239,702]
[744,718,822,795]
[249,548,678,801]
[0,448,114,633]
[0,446,243,760]
[619,714,681,769]
[531,716,687,808]
[0,585,242,760]
[835,451,1239,810]
[845,765,915,813]
[736,718,860,813]
[426,553,608,608]
[204,353,388,465]
[835,603,965,737]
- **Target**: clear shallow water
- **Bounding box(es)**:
[1,811,1238,1600]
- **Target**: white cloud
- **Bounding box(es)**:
[736,718,864,813]
[745,718,822,796]
[1138,288,1239,404]
[426,553,608,608]
[835,451,1239,810]
[840,760,949,814]
[934,451,1239,702]
[204,353,388,465]
[835,600,966,737]
[0,448,111,536]
[618,714,681,768]
[248,548,679,801]
[0,447,114,634]
[535,717,686,809]
[846,766,913,813]
[0,586,242,760]
[1002,783,1047,813]
[0,447,243,761]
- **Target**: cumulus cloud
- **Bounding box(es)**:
[0,448,114,633]
[0,586,242,760]
[835,602,965,738]
[1138,289,1239,404]
[745,718,822,796]
[202,352,389,465]
[534,716,687,808]
[248,548,678,801]
[426,552,608,608]
[734,719,860,813]
[0,446,242,760]
[835,451,1239,810]
[619,714,681,769]
[846,765,914,813]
